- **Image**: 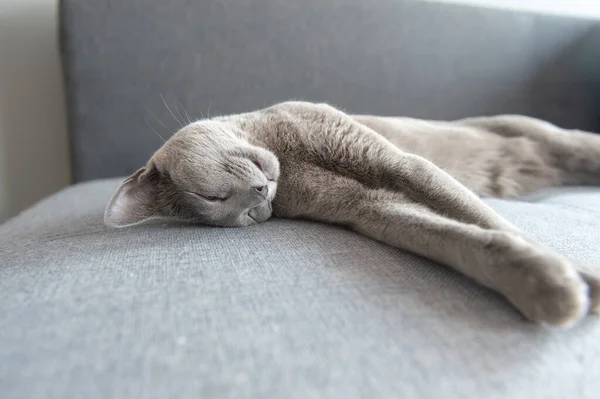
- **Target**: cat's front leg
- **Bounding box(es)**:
[287,168,600,326]
[354,202,597,326]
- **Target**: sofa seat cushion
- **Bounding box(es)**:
[1,179,599,398]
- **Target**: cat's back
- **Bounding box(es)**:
[354,114,558,197]
[353,115,499,158]
[239,102,547,198]
[247,101,505,173]
[251,102,504,168]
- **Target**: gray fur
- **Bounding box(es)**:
[105,101,600,326]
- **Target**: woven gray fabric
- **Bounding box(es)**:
[60,0,600,181]
[1,179,599,399]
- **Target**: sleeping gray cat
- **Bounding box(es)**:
[105,101,600,327]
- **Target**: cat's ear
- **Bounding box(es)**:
[104,165,160,228]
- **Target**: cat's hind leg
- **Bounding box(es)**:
[456,115,600,187]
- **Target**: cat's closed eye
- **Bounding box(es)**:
[189,192,229,202]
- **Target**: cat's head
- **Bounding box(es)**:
[104,119,280,228]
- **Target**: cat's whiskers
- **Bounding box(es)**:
[176,98,194,125]
[272,199,288,209]
[160,94,185,128]
[173,99,188,125]
[206,102,213,118]
[146,108,175,136]
[144,112,168,143]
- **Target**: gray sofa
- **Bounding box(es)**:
[1,1,599,398]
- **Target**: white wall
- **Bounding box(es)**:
[0,0,70,222]
[425,0,600,19]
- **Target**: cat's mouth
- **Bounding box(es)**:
[247,200,273,225]
[247,213,260,223]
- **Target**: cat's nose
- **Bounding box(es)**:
[254,185,268,196]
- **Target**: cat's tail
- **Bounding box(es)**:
[456,115,600,188]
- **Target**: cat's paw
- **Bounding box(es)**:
[500,252,590,327]
[573,263,600,314]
